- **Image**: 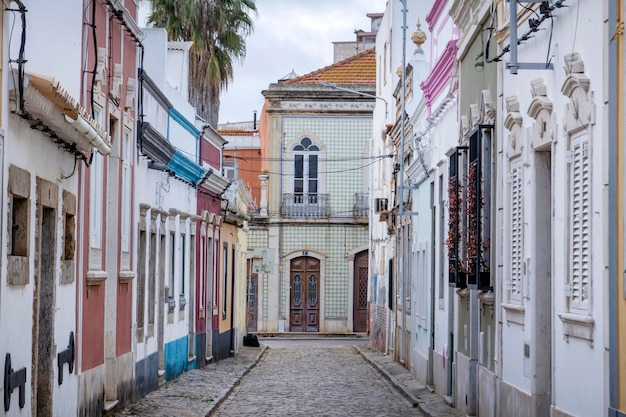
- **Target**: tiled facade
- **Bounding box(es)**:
[278,225,368,318]
[281,116,371,217]
[249,48,375,334]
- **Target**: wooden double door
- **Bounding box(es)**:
[289,256,320,332]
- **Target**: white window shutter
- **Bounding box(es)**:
[509,160,523,304]
[569,133,590,311]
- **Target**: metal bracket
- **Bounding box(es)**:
[508,0,556,74]
[57,331,75,385]
[4,353,26,411]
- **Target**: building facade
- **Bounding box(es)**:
[372,1,615,416]
[248,50,374,334]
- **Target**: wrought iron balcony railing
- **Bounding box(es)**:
[280,193,330,218]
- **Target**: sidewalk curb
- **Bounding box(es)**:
[205,345,269,416]
[353,345,421,408]
[353,345,463,417]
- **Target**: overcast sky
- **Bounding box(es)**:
[218,0,387,125]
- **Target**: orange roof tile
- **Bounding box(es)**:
[283,48,376,85]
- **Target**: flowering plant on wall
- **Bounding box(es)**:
[464,161,490,275]
[446,176,463,273]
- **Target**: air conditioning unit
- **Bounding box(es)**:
[374,198,388,213]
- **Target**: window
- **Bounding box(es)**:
[89,152,103,249]
[180,234,186,295]
[200,236,205,312]
[137,230,146,331]
[149,233,156,326]
[223,160,237,180]
[212,237,218,314]
[170,232,176,298]
[10,196,28,256]
[308,275,317,305]
[293,137,319,204]
[509,159,523,304]
[63,212,75,261]
[438,174,445,303]
[222,242,228,319]
[121,128,132,252]
[90,106,104,249]
[568,132,590,311]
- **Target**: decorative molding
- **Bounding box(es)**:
[527,78,555,151]
[426,0,448,31]
[459,115,469,143]
[480,90,496,123]
[469,103,480,128]
[86,270,108,286]
[280,101,375,111]
[504,96,522,130]
[561,53,594,134]
[504,96,523,158]
[140,122,175,164]
[420,40,458,112]
[95,47,107,86]
[530,77,547,97]
[450,0,485,45]
[502,302,525,325]
[125,77,136,111]
[111,63,123,100]
[558,312,594,342]
[119,270,135,283]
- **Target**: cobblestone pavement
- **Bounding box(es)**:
[113,346,266,417]
[211,339,422,417]
[114,337,463,417]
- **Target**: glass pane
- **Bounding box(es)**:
[309,155,318,178]
[293,275,302,305]
[309,180,317,194]
[301,137,312,148]
[308,275,317,305]
[309,145,319,151]
[294,180,304,194]
[294,145,304,151]
[249,280,256,307]
[294,155,303,178]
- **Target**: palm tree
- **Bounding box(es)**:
[149,0,257,127]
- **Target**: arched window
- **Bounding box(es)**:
[293,137,319,204]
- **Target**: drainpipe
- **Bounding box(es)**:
[608,0,620,414]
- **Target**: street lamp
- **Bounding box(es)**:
[318,81,388,119]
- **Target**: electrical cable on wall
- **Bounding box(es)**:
[485,0,567,67]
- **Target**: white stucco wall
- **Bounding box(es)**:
[499,1,606,415]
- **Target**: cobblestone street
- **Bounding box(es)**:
[211,339,422,417]
[114,338,433,417]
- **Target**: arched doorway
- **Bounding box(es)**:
[289,256,320,332]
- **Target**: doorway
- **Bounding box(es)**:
[353,251,368,333]
[33,205,55,416]
[289,256,320,332]
[532,150,553,415]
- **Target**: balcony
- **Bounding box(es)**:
[281,193,330,218]
[353,192,369,218]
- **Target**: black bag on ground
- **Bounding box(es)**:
[243,333,260,347]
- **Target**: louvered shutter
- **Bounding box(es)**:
[570,133,590,311]
[509,160,523,303]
